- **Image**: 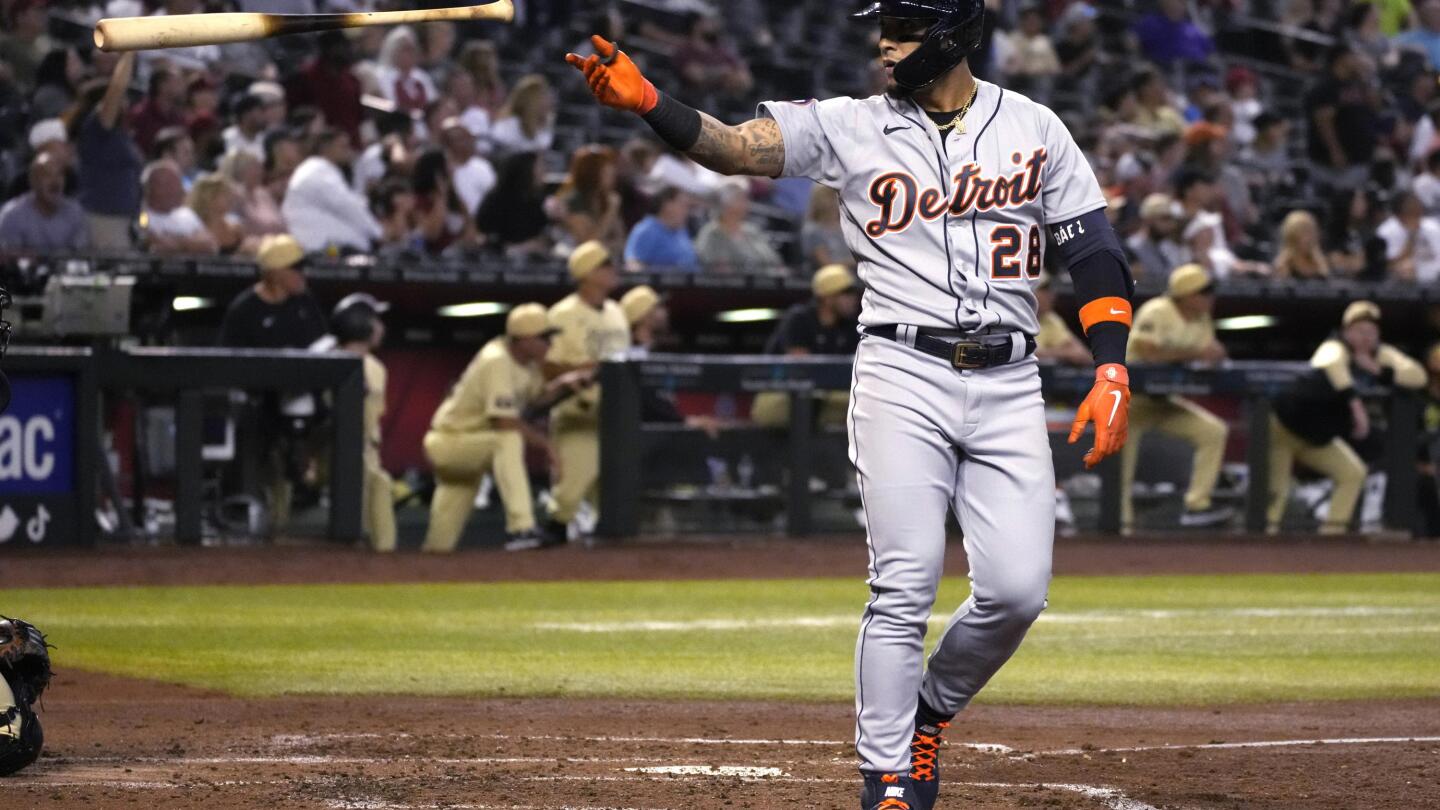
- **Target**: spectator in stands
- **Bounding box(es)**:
[458,40,508,116]
[72,53,143,251]
[412,148,478,255]
[0,153,88,252]
[1396,0,1440,70]
[616,137,658,228]
[1274,210,1332,279]
[438,116,496,218]
[423,304,584,553]
[1307,45,1383,189]
[283,128,383,253]
[1269,301,1425,534]
[1225,67,1262,147]
[353,112,417,197]
[1000,5,1060,97]
[751,265,860,430]
[491,75,556,157]
[1127,193,1185,281]
[1054,2,1100,83]
[475,151,551,258]
[1177,171,1269,277]
[1183,121,1257,235]
[371,177,417,252]
[376,27,437,122]
[264,129,303,202]
[1346,1,1395,68]
[1237,112,1293,193]
[187,173,248,255]
[695,184,784,274]
[129,68,186,157]
[544,241,631,542]
[625,187,699,272]
[802,185,850,272]
[674,12,753,103]
[1415,149,1440,213]
[1377,190,1440,281]
[419,21,457,72]
[31,47,86,120]
[0,0,54,89]
[1132,0,1215,67]
[1034,273,1091,367]
[329,301,396,553]
[286,31,363,145]
[1128,68,1185,138]
[139,160,216,255]
[223,94,269,161]
[152,127,197,189]
[1278,0,1330,72]
[548,144,624,256]
[220,150,285,239]
[1326,187,1386,277]
[1123,264,1234,531]
[442,68,492,155]
[187,74,219,121]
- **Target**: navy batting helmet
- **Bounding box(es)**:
[853,0,985,92]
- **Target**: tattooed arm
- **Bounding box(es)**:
[566,37,786,178]
[688,114,786,178]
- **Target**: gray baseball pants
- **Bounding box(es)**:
[848,334,1055,774]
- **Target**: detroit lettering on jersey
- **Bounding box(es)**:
[758,82,1107,334]
[865,148,1048,237]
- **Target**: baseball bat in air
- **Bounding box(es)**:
[94,0,513,52]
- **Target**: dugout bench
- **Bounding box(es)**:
[597,355,1423,538]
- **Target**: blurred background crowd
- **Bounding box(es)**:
[10,0,1440,282]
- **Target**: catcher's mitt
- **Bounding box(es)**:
[0,617,51,776]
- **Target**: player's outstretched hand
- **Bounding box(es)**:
[565,35,658,115]
[1068,363,1130,469]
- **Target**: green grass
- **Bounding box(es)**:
[7,573,1440,705]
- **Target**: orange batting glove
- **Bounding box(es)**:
[1068,363,1130,469]
[564,35,659,115]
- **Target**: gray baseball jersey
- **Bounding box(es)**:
[759,80,1105,334]
[759,81,1106,778]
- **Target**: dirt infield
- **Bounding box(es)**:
[7,536,1440,808]
[10,533,1440,587]
[10,670,1439,809]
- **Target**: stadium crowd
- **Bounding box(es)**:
[7,0,1440,282]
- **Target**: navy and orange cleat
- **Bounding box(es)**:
[908,720,950,810]
[861,772,918,810]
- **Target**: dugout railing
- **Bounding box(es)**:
[597,355,1423,539]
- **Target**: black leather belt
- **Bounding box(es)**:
[865,325,1036,370]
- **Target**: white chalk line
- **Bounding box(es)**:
[535,605,1440,633]
[268,731,1013,754]
[1041,734,1440,756]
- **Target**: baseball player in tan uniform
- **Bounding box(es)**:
[330,303,395,552]
[544,241,632,540]
[1123,263,1233,529]
[1268,301,1425,533]
[752,264,861,429]
[423,304,586,552]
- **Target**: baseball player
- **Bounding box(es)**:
[751,264,861,430]
[545,241,633,540]
[1269,301,1424,533]
[1122,264,1233,530]
[422,304,586,552]
[568,3,1135,808]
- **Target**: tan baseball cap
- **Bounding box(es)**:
[812,264,858,298]
[257,234,304,272]
[1166,263,1212,298]
[621,285,660,326]
[506,303,557,338]
[1341,300,1380,328]
[568,241,613,281]
[1139,192,1180,221]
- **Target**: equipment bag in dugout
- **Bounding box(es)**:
[0,618,52,776]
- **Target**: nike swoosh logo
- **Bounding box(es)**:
[883,125,909,135]
[1109,308,1126,316]
[1107,390,1123,426]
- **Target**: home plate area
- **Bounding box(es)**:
[11,672,1439,810]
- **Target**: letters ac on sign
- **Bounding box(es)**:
[865,148,1048,238]
[0,416,56,481]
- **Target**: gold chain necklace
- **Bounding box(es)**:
[934,84,980,133]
